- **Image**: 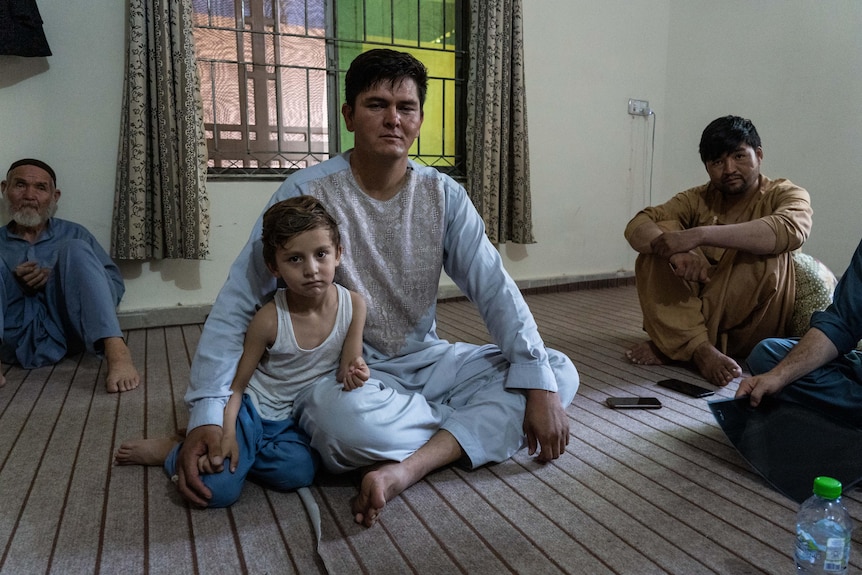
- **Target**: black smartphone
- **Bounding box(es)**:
[656,378,714,398]
[606,397,662,409]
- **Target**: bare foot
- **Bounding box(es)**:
[103,337,140,393]
[350,430,463,527]
[115,437,177,466]
[625,341,669,365]
[352,462,413,527]
[692,342,741,387]
[0,361,5,388]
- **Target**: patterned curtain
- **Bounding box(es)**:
[112,0,210,260]
[466,0,533,245]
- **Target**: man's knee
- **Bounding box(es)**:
[301,381,409,443]
[549,350,579,407]
[299,382,442,473]
[53,239,103,289]
[745,337,796,375]
[57,238,93,253]
[55,238,97,265]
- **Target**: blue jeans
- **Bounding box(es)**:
[746,338,862,427]
[165,394,318,508]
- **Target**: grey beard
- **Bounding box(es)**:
[5,198,57,228]
[12,209,45,228]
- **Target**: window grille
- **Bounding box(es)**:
[192,0,466,179]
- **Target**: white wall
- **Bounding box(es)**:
[0,0,859,314]
[520,0,670,279]
[0,0,123,253]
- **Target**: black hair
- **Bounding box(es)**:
[698,116,762,163]
[344,48,428,109]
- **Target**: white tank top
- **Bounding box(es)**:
[244,283,352,421]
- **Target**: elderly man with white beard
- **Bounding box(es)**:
[0,159,139,392]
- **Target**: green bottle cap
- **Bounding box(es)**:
[813,476,842,499]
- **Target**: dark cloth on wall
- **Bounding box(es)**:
[0,0,52,57]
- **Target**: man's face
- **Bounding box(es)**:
[1,164,61,228]
[704,144,763,197]
[341,78,424,161]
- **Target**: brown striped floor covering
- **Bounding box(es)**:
[1,284,859,574]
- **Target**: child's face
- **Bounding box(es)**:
[270,227,341,298]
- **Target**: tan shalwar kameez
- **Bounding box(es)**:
[624,175,812,361]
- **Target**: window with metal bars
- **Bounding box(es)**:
[192,0,466,180]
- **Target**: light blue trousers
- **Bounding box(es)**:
[0,238,122,368]
[297,343,579,472]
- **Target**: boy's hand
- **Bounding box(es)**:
[339,356,370,391]
[199,434,239,473]
[221,434,240,472]
[197,453,216,474]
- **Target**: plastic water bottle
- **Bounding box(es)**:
[795,476,852,573]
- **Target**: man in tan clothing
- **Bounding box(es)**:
[624,116,812,386]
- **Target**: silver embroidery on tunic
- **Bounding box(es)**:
[307,167,444,356]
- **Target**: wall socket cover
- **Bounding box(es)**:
[628,99,650,116]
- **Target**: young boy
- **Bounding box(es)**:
[115,196,369,508]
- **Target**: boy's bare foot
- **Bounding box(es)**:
[103,337,140,393]
[625,340,669,365]
[692,342,741,387]
[115,438,176,466]
[352,462,413,527]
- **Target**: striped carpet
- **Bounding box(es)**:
[1,284,858,574]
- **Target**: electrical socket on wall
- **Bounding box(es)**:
[628,99,650,116]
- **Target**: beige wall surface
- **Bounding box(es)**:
[661,0,862,274]
[0,0,859,313]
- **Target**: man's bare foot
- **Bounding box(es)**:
[115,438,177,466]
[692,342,741,387]
[352,462,413,527]
[625,340,669,365]
[103,337,140,393]
[350,430,463,527]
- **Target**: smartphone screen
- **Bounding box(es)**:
[606,397,662,409]
[656,378,714,398]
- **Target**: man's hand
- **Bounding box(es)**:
[668,251,712,283]
[650,228,702,259]
[735,373,788,407]
[176,424,223,506]
[14,261,51,294]
[523,389,569,462]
